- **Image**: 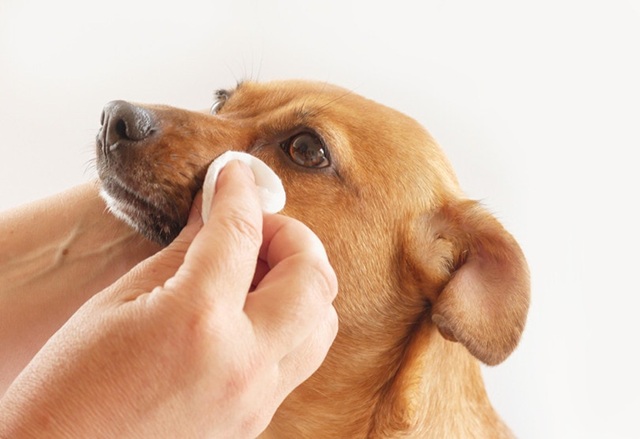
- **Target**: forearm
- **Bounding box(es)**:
[0,181,160,393]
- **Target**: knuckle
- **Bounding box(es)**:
[223,363,253,398]
[304,255,339,303]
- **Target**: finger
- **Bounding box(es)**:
[98,199,204,303]
[169,161,263,309]
[273,305,339,405]
[251,259,270,292]
[259,214,330,272]
[245,215,338,359]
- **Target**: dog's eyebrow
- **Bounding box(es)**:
[296,88,357,119]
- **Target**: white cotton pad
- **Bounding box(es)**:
[201,151,286,222]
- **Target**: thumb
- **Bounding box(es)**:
[102,196,205,302]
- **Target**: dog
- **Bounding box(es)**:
[96,80,530,438]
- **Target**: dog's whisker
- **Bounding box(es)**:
[83,158,99,178]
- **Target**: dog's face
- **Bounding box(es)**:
[96,80,530,433]
[97,81,456,244]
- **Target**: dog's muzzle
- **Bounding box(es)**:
[98,100,156,155]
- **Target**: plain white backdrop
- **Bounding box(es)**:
[1,0,639,437]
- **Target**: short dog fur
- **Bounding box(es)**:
[96,80,530,438]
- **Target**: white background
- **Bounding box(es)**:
[1,1,639,437]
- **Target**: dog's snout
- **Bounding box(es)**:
[100,100,155,152]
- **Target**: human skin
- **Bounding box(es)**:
[0,180,161,393]
[0,161,338,438]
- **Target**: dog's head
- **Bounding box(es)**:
[96,80,528,385]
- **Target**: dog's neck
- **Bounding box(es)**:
[367,321,514,438]
[262,318,513,438]
[259,195,522,437]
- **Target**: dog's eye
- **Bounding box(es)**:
[284,133,330,168]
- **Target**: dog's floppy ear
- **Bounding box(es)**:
[404,200,530,365]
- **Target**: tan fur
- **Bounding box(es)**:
[96,80,530,438]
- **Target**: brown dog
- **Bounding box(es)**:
[96,80,530,438]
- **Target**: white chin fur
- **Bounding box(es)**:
[99,188,139,230]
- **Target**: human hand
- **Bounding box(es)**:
[0,161,339,438]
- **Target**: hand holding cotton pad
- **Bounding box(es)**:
[201,151,286,222]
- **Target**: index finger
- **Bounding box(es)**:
[245,214,338,358]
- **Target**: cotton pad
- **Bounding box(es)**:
[201,151,286,222]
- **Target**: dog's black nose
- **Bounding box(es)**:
[100,100,155,152]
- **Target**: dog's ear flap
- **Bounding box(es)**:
[404,200,530,365]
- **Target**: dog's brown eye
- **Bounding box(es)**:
[285,133,330,168]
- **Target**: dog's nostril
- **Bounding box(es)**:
[115,119,129,141]
[100,100,155,152]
